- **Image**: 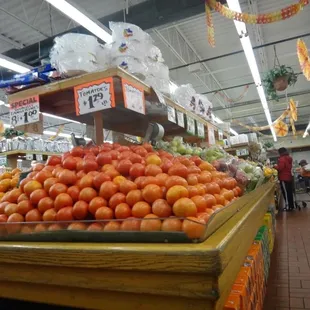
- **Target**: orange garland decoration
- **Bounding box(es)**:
[297,38,310,81]
[206,0,309,47]
[214,85,249,104]
[273,120,288,137]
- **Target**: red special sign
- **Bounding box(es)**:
[10,95,39,110]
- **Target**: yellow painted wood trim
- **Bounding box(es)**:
[0,263,214,299]
[0,281,213,310]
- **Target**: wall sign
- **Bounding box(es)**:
[197,122,205,138]
[122,78,145,115]
[9,95,40,127]
[167,106,176,123]
[177,111,185,128]
[186,115,196,135]
[0,155,7,166]
[74,77,115,115]
[208,124,216,145]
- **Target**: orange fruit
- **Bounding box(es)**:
[99,181,118,200]
[126,189,143,207]
[191,195,207,213]
[182,217,206,239]
[115,203,131,219]
[89,197,107,215]
[165,176,188,189]
[103,221,120,231]
[166,185,189,205]
[142,184,163,203]
[161,218,182,232]
[120,218,141,231]
[30,189,48,205]
[119,180,137,195]
[95,207,114,220]
[49,183,68,200]
[152,199,172,217]
[140,214,161,231]
[109,192,126,210]
[79,187,97,203]
[132,201,151,218]
[173,198,197,217]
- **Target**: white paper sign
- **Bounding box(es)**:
[74,78,114,115]
[208,124,216,145]
[9,95,40,127]
[187,115,195,135]
[218,130,224,140]
[167,106,176,123]
[26,153,33,160]
[197,122,205,138]
[177,111,185,128]
[0,155,7,166]
[36,154,43,161]
[122,79,145,115]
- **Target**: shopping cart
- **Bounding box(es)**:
[293,170,310,209]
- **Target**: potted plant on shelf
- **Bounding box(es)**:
[263,65,298,101]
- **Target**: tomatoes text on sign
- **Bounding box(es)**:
[74,77,115,115]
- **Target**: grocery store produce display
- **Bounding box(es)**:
[0,142,246,241]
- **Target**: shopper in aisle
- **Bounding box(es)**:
[275,147,294,211]
[297,159,310,192]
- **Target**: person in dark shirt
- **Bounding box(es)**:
[275,147,294,211]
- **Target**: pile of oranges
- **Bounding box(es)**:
[0,168,21,200]
[0,143,242,240]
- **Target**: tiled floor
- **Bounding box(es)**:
[264,194,310,309]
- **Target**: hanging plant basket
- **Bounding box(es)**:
[273,75,289,91]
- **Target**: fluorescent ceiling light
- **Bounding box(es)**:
[41,112,84,125]
[303,122,310,138]
[230,128,239,136]
[45,0,112,44]
[44,130,72,138]
[212,114,224,124]
[0,55,31,73]
[227,0,277,142]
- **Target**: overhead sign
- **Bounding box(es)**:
[74,77,115,115]
[122,78,145,115]
[9,95,40,127]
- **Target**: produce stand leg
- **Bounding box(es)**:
[93,111,104,145]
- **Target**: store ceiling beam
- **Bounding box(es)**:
[0,33,25,49]
[169,32,310,71]
[213,88,310,111]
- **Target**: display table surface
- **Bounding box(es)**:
[0,183,275,310]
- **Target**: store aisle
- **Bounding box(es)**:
[264,194,310,309]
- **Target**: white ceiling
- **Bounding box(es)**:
[0,0,309,138]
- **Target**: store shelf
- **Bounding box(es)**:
[7,68,225,141]
[0,150,60,156]
[0,182,275,310]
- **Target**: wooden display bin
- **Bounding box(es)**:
[0,183,274,309]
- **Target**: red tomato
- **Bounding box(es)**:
[96,152,112,166]
[95,206,114,220]
[17,200,34,215]
[67,185,80,202]
[129,163,145,178]
[43,177,59,193]
[79,187,97,203]
[145,164,162,177]
[168,164,188,178]
[99,181,118,200]
[142,184,163,203]
[30,189,48,205]
[56,206,74,221]
[117,159,132,175]
[93,173,111,190]
[54,193,73,211]
[49,183,68,200]
[119,180,137,195]
[83,159,98,173]
[47,155,61,166]
[126,189,143,207]
[109,192,126,210]
[132,201,151,218]
[37,197,54,214]
[34,170,53,184]
[70,146,84,157]
[73,201,89,220]
[152,199,172,217]
[115,203,131,219]
[58,169,77,185]
[62,156,77,170]
[89,197,107,215]
[42,208,57,221]
[25,209,42,222]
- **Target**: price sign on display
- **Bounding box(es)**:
[197,122,205,138]
[74,77,115,115]
[167,106,176,123]
[0,155,7,166]
[208,124,216,145]
[9,95,40,127]
[177,111,185,128]
[122,79,145,115]
[218,130,224,141]
[36,154,43,161]
[186,115,196,135]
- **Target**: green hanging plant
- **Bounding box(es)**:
[262,65,298,101]
[0,128,24,139]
